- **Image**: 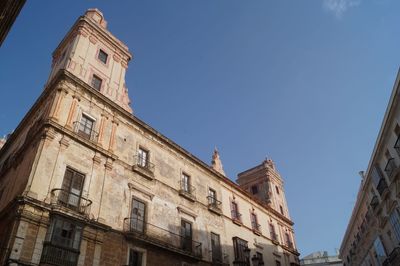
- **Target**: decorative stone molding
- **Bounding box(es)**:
[177,206,197,220]
[89,35,98,44]
[113,54,121,63]
[93,154,102,165]
[59,136,70,149]
[104,158,113,170]
[42,127,56,141]
[127,182,154,201]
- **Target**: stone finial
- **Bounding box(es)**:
[211,148,226,176]
[85,8,107,28]
[263,157,275,170]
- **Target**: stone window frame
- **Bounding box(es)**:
[76,110,98,140]
[96,48,110,66]
[126,245,147,266]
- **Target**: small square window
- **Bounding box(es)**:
[251,185,258,194]
[276,186,280,194]
[91,75,102,91]
[98,49,108,64]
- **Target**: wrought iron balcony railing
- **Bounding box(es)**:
[50,188,92,216]
[40,242,79,266]
[383,247,400,266]
[377,178,389,197]
[73,121,98,142]
[212,252,230,265]
[395,136,400,157]
[384,158,396,180]
[133,155,155,173]
[179,180,196,201]
[207,196,222,213]
[270,232,279,242]
[231,210,242,224]
[370,195,379,210]
[251,221,261,234]
[123,217,202,259]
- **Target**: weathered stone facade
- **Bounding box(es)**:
[0,9,299,266]
[339,71,400,266]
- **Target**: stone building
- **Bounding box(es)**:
[0,0,26,46]
[0,9,300,266]
[339,71,400,266]
[300,251,342,266]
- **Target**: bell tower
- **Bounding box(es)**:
[237,158,291,219]
[47,9,133,113]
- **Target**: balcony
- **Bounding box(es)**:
[395,136,400,156]
[231,210,242,226]
[251,222,261,235]
[73,121,98,142]
[50,189,92,216]
[377,178,389,197]
[212,252,230,266]
[207,196,222,215]
[383,247,400,266]
[270,232,279,245]
[132,155,155,180]
[370,195,379,210]
[40,242,79,266]
[179,180,196,202]
[384,158,396,180]
[123,217,202,259]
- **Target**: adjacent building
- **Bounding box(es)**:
[300,251,342,266]
[0,0,26,46]
[339,71,400,266]
[0,9,300,266]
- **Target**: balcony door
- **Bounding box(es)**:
[131,198,146,233]
[60,168,85,208]
[211,232,222,263]
[181,220,192,252]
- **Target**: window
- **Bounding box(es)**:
[209,188,217,204]
[280,205,284,215]
[275,186,279,194]
[128,249,143,266]
[98,49,108,64]
[91,74,102,91]
[41,216,82,266]
[59,167,85,209]
[78,114,95,140]
[285,232,293,248]
[390,208,400,244]
[231,201,241,222]
[211,232,222,263]
[256,252,264,265]
[181,220,192,252]
[251,185,258,194]
[276,260,281,266]
[130,198,146,233]
[373,236,387,265]
[233,237,248,264]
[181,173,191,193]
[270,223,278,241]
[250,213,259,231]
[137,148,149,168]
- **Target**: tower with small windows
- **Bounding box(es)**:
[237,158,291,219]
[47,8,133,113]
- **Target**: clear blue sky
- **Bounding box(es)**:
[1,0,399,257]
